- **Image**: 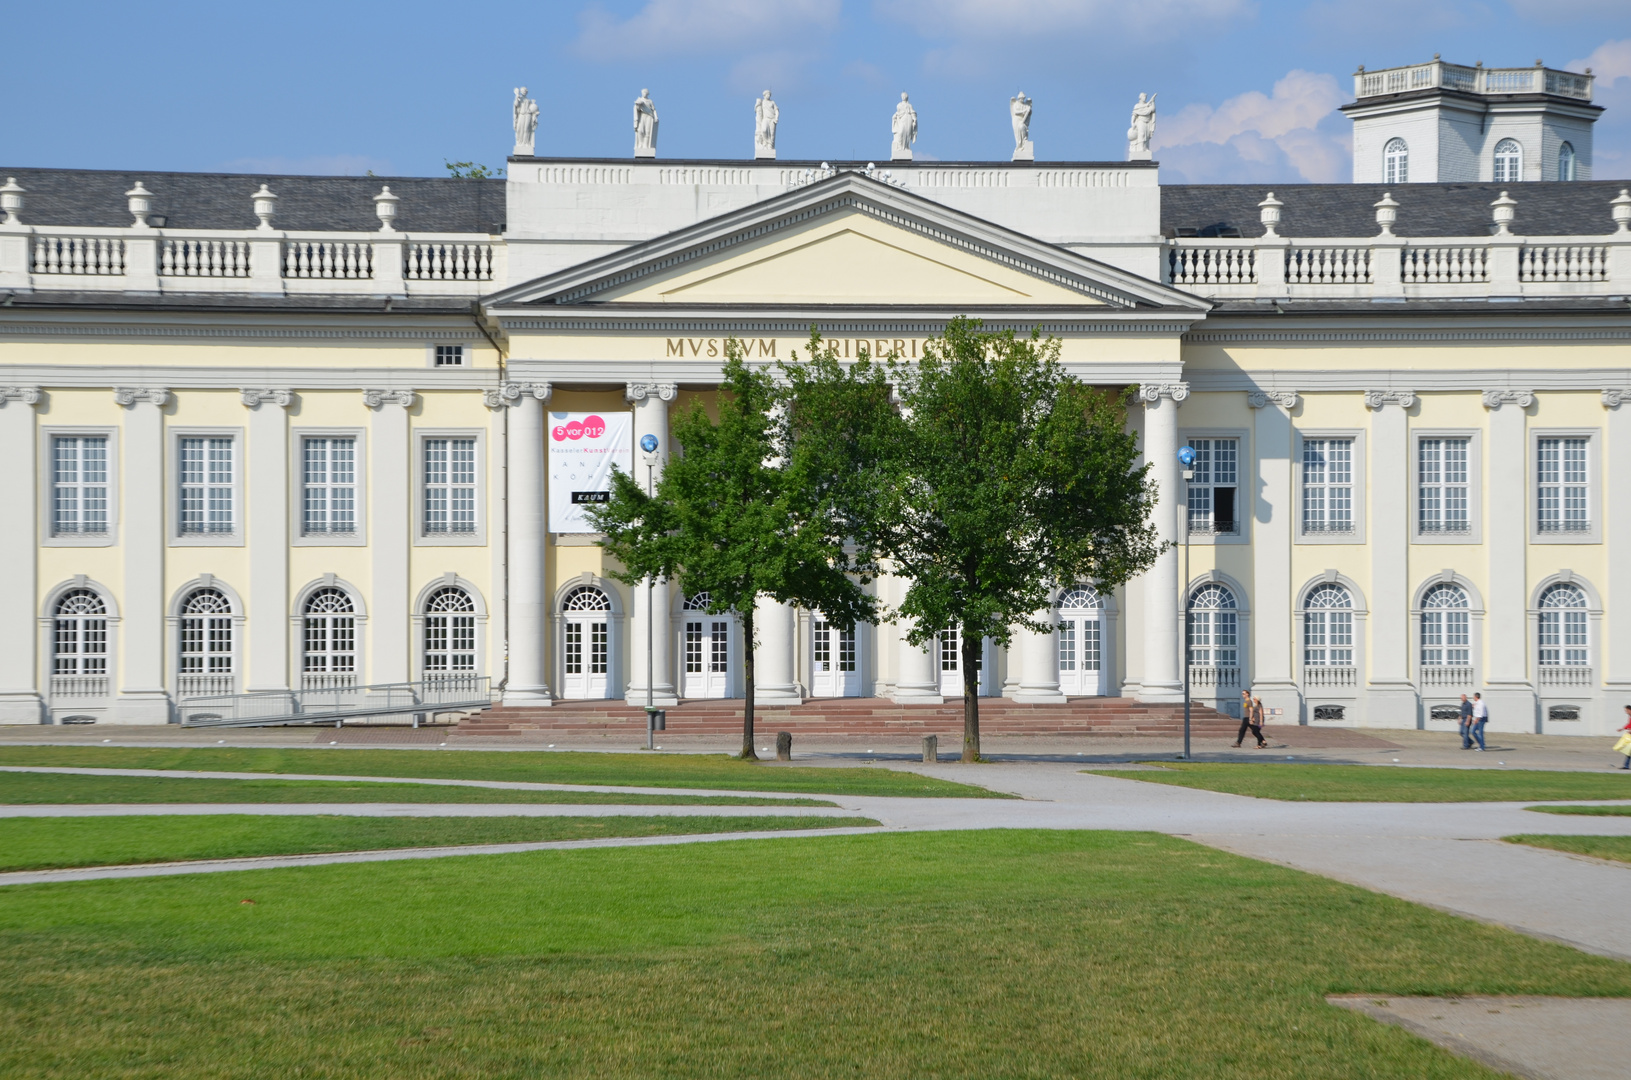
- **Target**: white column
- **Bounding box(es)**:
[1365,390,1417,721]
[115,387,171,723]
[1603,390,1631,718]
[1013,601,1066,703]
[497,383,552,704]
[892,622,943,703]
[1136,383,1185,702]
[1483,390,1537,729]
[753,596,802,705]
[366,389,414,686]
[624,382,678,706]
[241,389,292,692]
[0,387,42,723]
[1249,390,1300,717]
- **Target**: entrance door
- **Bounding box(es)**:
[561,585,612,699]
[1057,586,1105,697]
[938,627,993,697]
[680,593,733,699]
[810,616,861,697]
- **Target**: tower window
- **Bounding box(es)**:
[1558,142,1576,182]
[1384,138,1408,184]
[1493,139,1522,183]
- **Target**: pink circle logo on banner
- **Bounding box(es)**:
[551,425,567,441]
[581,415,606,439]
[564,420,585,440]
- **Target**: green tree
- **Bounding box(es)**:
[589,341,878,759]
[443,160,502,179]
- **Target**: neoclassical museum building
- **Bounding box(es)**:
[2,58,1628,735]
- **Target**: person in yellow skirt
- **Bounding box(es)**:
[1613,705,1631,771]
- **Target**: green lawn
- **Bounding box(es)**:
[0,745,1000,798]
[0,814,878,872]
[0,771,833,807]
[1526,803,1631,816]
[1505,835,1631,863]
[1091,762,1631,802]
[3,830,1628,1078]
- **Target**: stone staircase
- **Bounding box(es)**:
[455,696,1239,738]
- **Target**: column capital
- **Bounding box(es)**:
[1481,389,1534,410]
[483,381,552,409]
[113,387,170,408]
[1602,389,1629,409]
[625,381,678,403]
[0,385,42,407]
[239,388,294,409]
[362,388,416,409]
[1247,390,1299,410]
[1136,382,1188,405]
[1363,389,1415,410]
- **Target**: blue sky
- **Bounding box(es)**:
[8,0,1631,181]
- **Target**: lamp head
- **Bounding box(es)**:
[640,434,659,454]
[1177,445,1196,468]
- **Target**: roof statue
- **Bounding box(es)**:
[1128,92,1157,161]
[512,87,538,157]
[1010,92,1034,161]
[633,89,659,159]
[891,92,917,162]
[754,91,779,160]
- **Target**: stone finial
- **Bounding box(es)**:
[1490,190,1517,235]
[374,186,399,233]
[1374,190,1400,236]
[0,178,24,225]
[1258,192,1284,237]
[1611,189,1631,234]
[252,184,279,231]
[125,182,154,229]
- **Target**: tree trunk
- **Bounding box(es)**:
[740,606,757,760]
[961,625,981,762]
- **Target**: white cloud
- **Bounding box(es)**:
[1570,39,1631,84]
[576,0,841,58]
[1153,70,1349,182]
[874,0,1251,38]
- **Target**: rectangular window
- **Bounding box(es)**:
[1301,438,1353,534]
[590,622,609,675]
[1421,611,1470,666]
[1058,621,1076,672]
[565,623,583,675]
[1083,619,1101,670]
[1537,437,1589,533]
[179,437,235,534]
[709,621,728,673]
[302,437,357,535]
[52,435,109,535]
[814,620,831,670]
[1187,438,1238,535]
[434,344,466,367]
[1303,611,1353,666]
[1418,438,1470,534]
[837,624,856,673]
[423,438,477,534]
[1538,611,1588,666]
[684,622,703,673]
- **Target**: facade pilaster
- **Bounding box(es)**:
[241,389,293,693]
[0,387,43,722]
[495,383,553,704]
[1249,390,1301,719]
[1601,390,1631,713]
[1364,390,1417,722]
[624,382,679,706]
[114,387,171,723]
[366,389,414,686]
[1136,383,1185,702]
[1482,390,1537,730]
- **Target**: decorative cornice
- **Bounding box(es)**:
[483,382,552,408]
[626,381,679,403]
[1481,388,1535,410]
[239,388,294,409]
[362,388,416,409]
[1363,389,1415,410]
[0,385,42,407]
[1604,389,1629,409]
[113,387,170,407]
[0,323,480,342]
[1187,328,1631,344]
[1136,383,1189,404]
[1247,390,1299,410]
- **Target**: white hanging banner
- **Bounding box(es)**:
[548,411,633,533]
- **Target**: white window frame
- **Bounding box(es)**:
[1295,429,1365,544]
[426,342,473,368]
[1412,430,1482,545]
[1530,428,1600,545]
[40,426,118,548]
[169,428,244,546]
[1384,138,1408,185]
[1178,428,1249,545]
[415,428,487,546]
[1493,139,1523,183]
[169,580,245,698]
[413,577,488,682]
[1558,142,1576,182]
[1410,574,1485,696]
[292,428,367,547]
[295,580,366,690]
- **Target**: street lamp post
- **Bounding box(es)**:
[1177,446,1196,761]
[640,433,660,749]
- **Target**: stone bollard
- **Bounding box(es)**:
[775,731,792,761]
[922,734,938,763]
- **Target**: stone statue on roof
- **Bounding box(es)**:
[513,87,539,157]
[1010,92,1034,161]
[891,92,917,162]
[1128,92,1157,161]
[754,91,779,160]
[634,89,659,158]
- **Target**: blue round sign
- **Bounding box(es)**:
[1177,445,1196,467]
[640,433,659,453]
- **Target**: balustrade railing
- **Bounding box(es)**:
[50,674,110,699]
[1520,245,1609,283]
[1538,665,1593,688]
[1355,62,1592,101]
[404,242,494,281]
[302,672,358,692]
[33,236,126,275]
[1188,665,1240,690]
[1402,245,1488,284]
[162,238,251,277]
[1168,244,1256,286]
[284,240,374,279]
[178,674,236,697]
[1286,246,1373,285]
[1303,665,1357,689]
[1419,665,1475,689]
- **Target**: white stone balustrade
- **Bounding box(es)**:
[1355,60,1592,101]
[161,238,250,277]
[33,235,126,275]
[283,239,375,279]
[405,241,495,281]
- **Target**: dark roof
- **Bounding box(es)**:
[1162,181,1629,239]
[0,168,505,233]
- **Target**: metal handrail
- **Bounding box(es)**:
[178,676,491,728]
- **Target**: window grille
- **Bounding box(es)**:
[563,586,611,611]
[1493,139,1522,183]
[424,438,477,534]
[684,621,703,674]
[1537,437,1588,532]
[1384,138,1408,185]
[707,621,727,673]
[302,587,356,676]
[1186,583,1238,667]
[1418,438,1470,533]
[1302,584,1353,666]
[1186,438,1238,535]
[836,623,856,672]
[424,587,476,672]
[1537,583,1588,667]
[52,435,109,535]
[939,628,981,672]
[302,437,357,535]
[1301,438,1353,533]
[179,437,235,534]
[434,344,465,367]
[1558,142,1576,182]
[53,589,108,676]
[179,588,233,677]
[1420,583,1469,666]
[563,586,610,678]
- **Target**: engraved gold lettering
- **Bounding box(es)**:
[707,339,719,357]
[667,339,685,357]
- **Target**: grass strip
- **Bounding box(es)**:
[1504,835,1631,864]
[0,745,1001,798]
[2,830,1630,1078]
[0,771,833,807]
[0,814,878,872]
[1525,803,1631,816]
[1091,762,1631,802]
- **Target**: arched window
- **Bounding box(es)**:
[1420,584,1470,667]
[1493,139,1522,183]
[423,587,476,675]
[1384,138,1408,185]
[178,588,233,695]
[53,590,108,694]
[303,587,356,688]
[1558,142,1576,182]
[561,586,612,698]
[1058,586,1105,696]
[1302,584,1353,667]
[1538,583,1587,666]
[681,592,713,611]
[681,593,733,698]
[1187,583,1238,668]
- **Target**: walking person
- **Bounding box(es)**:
[1232,689,1254,748]
[1613,705,1631,770]
[1469,692,1488,752]
[1250,694,1269,749]
[1458,694,1474,749]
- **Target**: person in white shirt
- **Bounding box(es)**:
[1469,693,1488,751]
